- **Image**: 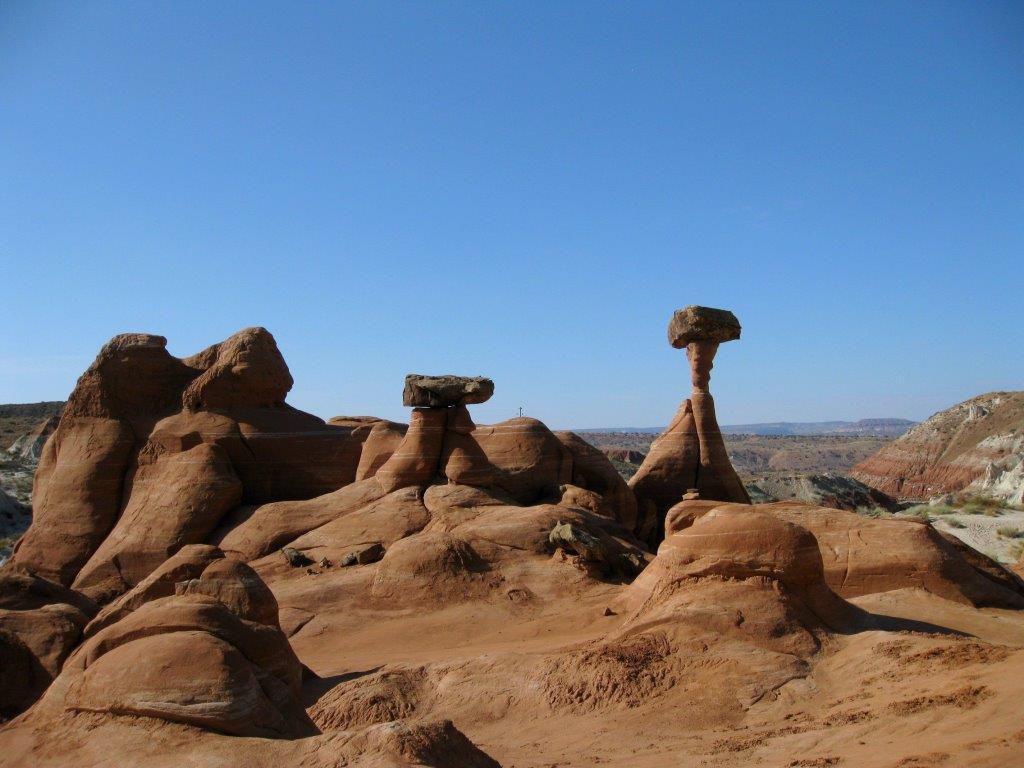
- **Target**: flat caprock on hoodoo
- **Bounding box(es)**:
[629,305,751,543]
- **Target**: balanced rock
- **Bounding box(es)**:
[630,305,750,544]
[403,374,494,408]
[667,305,741,348]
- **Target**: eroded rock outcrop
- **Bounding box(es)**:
[629,306,750,543]
[0,569,97,717]
[5,318,1024,768]
[10,328,372,595]
[34,554,316,738]
[6,415,60,462]
[852,391,1024,502]
[657,499,1024,609]
[348,375,647,537]
[626,507,863,636]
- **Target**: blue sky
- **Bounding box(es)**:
[2,1,1021,428]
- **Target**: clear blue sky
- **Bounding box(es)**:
[2,1,1022,428]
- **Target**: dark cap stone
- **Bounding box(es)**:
[667,306,741,348]
[403,374,494,408]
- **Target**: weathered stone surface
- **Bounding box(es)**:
[7,415,59,461]
[376,407,448,492]
[0,627,48,719]
[453,418,573,504]
[14,417,137,584]
[670,500,1024,609]
[72,441,243,602]
[181,327,293,410]
[630,307,750,543]
[403,375,494,407]
[11,328,369,588]
[355,420,408,481]
[42,565,315,739]
[84,544,224,637]
[214,477,388,561]
[852,391,1024,502]
[667,305,741,348]
[282,488,426,566]
[176,559,281,627]
[554,431,640,532]
[0,569,96,717]
[627,507,861,638]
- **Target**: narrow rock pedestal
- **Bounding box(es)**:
[629,306,751,543]
[376,375,494,492]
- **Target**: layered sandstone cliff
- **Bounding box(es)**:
[852,391,1024,502]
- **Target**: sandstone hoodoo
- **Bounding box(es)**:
[630,305,751,542]
[4,318,1024,768]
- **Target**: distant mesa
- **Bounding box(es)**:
[719,417,915,437]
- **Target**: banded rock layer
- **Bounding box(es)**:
[853,391,1024,502]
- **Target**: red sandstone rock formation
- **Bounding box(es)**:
[659,498,1024,609]
[0,569,97,717]
[11,328,373,593]
[629,306,750,543]
[852,391,1024,501]
[33,555,316,738]
[7,324,1024,768]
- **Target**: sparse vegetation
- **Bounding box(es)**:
[945,518,967,529]
[902,505,933,521]
[996,525,1024,539]
[957,495,1007,516]
[855,505,889,518]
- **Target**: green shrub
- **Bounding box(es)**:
[996,525,1024,539]
[945,518,967,529]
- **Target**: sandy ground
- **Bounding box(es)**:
[930,509,1024,564]
[3,569,1024,767]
